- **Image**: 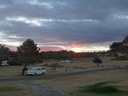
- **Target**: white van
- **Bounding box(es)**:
[27,67,46,75]
[1,60,9,66]
[60,60,73,63]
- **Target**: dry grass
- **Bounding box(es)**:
[0,57,128,96]
[0,66,23,77]
[44,57,128,74]
[0,57,128,77]
[33,69,128,96]
[0,82,38,96]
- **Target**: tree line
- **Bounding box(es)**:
[1,36,127,66]
[0,36,127,71]
[0,39,97,75]
[0,39,97,66]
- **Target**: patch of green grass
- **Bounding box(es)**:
[0,86,23,92]
[70,81,124,96]
[80,81,121,94]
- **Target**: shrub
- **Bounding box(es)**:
[9,58,22,66]
[93,57,103,67]
[43,63,49,67]
[115,56,128,60]
[50,63,64,68]
[43,63,64,68]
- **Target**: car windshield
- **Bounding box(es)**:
[42,68,45,70]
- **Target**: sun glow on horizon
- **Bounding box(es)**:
[70,45,109,52]
[71,47,85,52]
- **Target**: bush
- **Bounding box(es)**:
[43,63,49,67]
[93,57,103,66]
[43,63,64,68]
[50,63,64,68]
[114,56,128,61]
[9,58,22,66]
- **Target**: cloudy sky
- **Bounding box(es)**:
[0,0,128,52]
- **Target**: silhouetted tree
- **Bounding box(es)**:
[93,57,103,67]
[41,50,75,60]
[122,36,128,53]
[110,42,122,52]
[0,44,11,64]
[110,36,128,54]
[17,39,40,75]
[123,36,128,44]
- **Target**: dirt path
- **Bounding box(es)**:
[17,81,69,96]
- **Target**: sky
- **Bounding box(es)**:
[0,0,128,52]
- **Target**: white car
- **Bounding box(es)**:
[60,60,73,63]
[1,60,9,66]
[27,67,46,76]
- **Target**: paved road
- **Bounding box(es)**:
[0,67,126,82]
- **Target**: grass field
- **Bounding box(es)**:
[0,82,38,96]
[33,69,128,96]
[0,57,127,77]
[70,81,126,96]
[0,57,128,96]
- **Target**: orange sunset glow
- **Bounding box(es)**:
[71,48,84,52]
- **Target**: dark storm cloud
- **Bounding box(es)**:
[0,0,128,51]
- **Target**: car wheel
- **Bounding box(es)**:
[42,72,45,75]
[34,73,37,76]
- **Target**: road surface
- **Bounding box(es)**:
[0,67,126,82]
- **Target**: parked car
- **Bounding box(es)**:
[60,60,73,63]
[1,60,9,66]
[27,67,46,76]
